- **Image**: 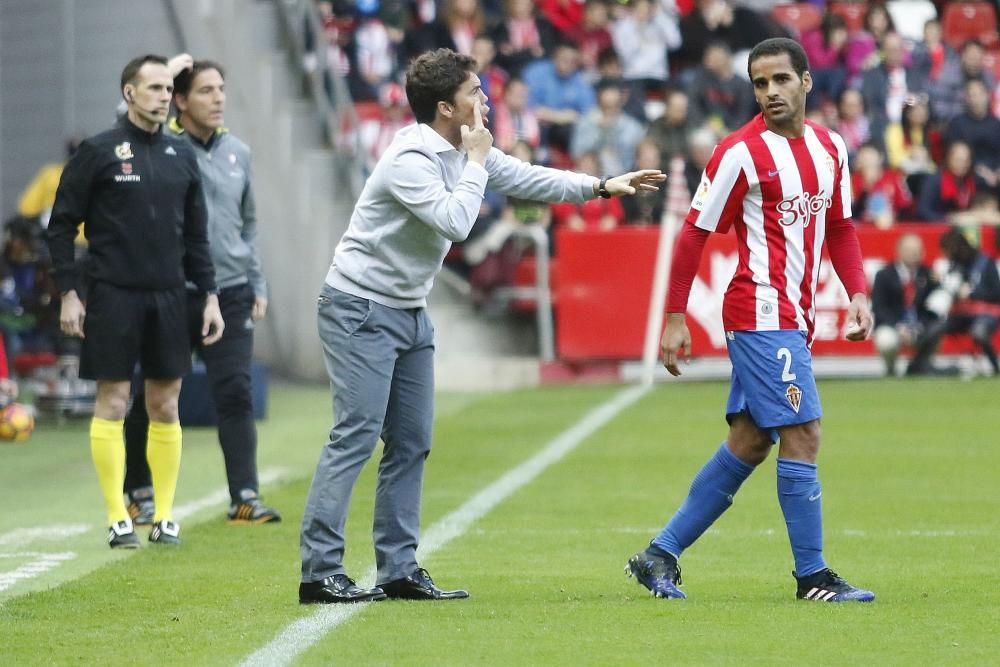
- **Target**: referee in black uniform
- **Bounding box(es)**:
[47,54,224,548]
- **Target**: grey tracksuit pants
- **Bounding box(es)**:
[300,284,435,585]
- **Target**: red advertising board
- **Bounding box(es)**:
[555,224,998,360]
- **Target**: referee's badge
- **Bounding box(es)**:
[785,385,802,413]
[115,142,133,160]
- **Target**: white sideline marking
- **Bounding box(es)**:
[241,385,650,667]
[0,524,91,547]
[0,552,76,592]
[0,467,290,595]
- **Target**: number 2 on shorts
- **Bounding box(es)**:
[776,347,797,382]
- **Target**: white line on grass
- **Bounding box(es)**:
[0,551,76,592]
[241,385,650,667]
[0,524,91,547]
[0,467,291,595]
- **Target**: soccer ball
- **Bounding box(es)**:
[0,403,35,442]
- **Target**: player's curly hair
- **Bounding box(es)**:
[747,38,810,80]
[405,49,478,124]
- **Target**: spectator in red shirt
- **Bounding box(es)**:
[835,88,871,160]
[539,0,584,37]
[491,78,541,152]
[569,0,614,77]
[850,143,913,228]
[551,152,626,231]
[917,141,978,221]
[491,0,556,76]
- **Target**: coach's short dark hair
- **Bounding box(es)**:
[405,49,478,124]
[174,60,226,98]
[121,54,169,92]
[747,38,810,80]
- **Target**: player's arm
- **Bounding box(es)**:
[660,145,747,375]
[828,220,870,340]
[180,157,224,344]
[827,133,871,341]
[46,140,97,338]
[240,158,268,320]
[661,224,710,376]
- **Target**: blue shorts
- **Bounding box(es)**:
[725,330,822,443]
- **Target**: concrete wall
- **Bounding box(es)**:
[0,0,178,218]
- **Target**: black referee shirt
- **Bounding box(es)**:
[47,117,216,295]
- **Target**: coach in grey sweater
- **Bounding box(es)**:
[298,49,665,604]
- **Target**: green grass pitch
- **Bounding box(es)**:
[1,378,997,665]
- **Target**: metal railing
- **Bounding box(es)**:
[490,226,556,362]
[270,0,364,196]
[267,0,556,363]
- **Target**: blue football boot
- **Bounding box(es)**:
[795,568,875,602]
[625,549,687,599]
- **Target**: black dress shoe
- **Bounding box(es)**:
[299,574,387,604]
[381,567,469,600]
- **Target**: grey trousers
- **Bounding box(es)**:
[300,284,435,585]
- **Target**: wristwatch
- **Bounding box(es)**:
[598,177,612,199]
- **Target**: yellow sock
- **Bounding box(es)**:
[90,417,128,525]
[147,421,182,523]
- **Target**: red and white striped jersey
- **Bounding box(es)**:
[685,114,852,338]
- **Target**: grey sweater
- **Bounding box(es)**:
[327,123,595,308]
[168,119,266,297]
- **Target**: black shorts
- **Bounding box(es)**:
[80,281,191,380]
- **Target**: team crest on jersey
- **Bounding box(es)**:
[114,142,133,160]
[785,384,802,413]
[824,153,836,177]
[692,175,711,210]
[777,191,831,227]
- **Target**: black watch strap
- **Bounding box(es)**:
[598,177,612,199]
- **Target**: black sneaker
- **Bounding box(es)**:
[795,568,875,602]
[107,518,140,549]
[149,519,181,545]
[126,486,155,526]
[625,548,686,599]
[227,489,281,524]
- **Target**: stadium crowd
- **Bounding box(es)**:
[306,0,1000,372]
[4,0,999,386]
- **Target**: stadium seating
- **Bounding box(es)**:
[829,1,867,34]
[771,3,823,37]
[941,1,998,49]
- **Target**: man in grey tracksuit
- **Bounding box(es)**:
[124,60,281,526]
[298,48,665,604]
